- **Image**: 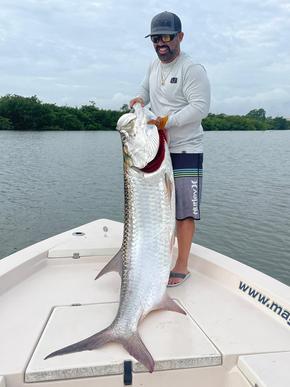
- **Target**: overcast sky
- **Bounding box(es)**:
[1,0,289,117]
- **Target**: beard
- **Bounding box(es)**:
[155,45,179,63]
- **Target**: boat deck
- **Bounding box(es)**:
[0,219,289,387]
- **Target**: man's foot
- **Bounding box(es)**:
[167,270,191,287]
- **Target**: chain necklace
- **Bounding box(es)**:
[159,58,178,86]
[160,63,171,85]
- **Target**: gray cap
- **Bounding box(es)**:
[145,11,182,38]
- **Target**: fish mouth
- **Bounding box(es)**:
[140,130,166,173]
[116,113,136,134]
[117,106,160,170]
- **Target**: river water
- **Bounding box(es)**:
[0,130,289,286]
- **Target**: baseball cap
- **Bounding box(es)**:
[145,11,182,38]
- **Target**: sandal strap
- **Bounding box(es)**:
[169,271,188,279]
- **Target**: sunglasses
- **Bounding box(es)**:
[150,34,177,44]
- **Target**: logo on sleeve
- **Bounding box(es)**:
[170,77,178,83]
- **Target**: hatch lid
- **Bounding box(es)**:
[238,352,290,387]
[25,302,221,383]
[48,220,123,258]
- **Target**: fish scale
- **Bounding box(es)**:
[44,105,186,372]
[112,133,176,332]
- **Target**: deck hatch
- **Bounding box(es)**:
[25,302,221,383]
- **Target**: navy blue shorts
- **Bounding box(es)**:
[170,153,203,221]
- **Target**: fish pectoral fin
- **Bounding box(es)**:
[44,327,113,360]
[155,295,186,315]
[119,333,155,373]
[95,248,122,280]
[164,172,173,203]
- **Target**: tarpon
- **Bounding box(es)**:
[45,104,185,372]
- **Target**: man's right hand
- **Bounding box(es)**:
[129,97,145,108]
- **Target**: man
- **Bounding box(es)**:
[130,11,210,286]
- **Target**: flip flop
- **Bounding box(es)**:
[167,271,191,287]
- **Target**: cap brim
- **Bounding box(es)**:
[144,30,180,38]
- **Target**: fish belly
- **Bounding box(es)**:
[115,146,175,332]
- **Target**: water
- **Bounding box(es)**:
[0,130,289,286]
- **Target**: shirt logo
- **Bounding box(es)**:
[170,77,178,83]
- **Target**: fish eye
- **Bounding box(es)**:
[120,130,129,141]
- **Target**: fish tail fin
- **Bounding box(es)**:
[95,248,122,280]
[119,332,155,373]
[44,327,113,360]
[44,325,155,373]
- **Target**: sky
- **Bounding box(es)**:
[0,0,289,117]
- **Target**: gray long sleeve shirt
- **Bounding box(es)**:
[138,52,211,153]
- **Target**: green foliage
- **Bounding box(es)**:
[246,108,266,120]
[0,116,14,130]
[0,94,123,131]
[0,94,289,131]
[120,104,130,113]
[203,111,290,131]
[0,95,52,130]
[266,116,289,130]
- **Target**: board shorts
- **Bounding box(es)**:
[170,153,203,221]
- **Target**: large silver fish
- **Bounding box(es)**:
[45,104,185,372]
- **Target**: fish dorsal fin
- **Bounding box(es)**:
[95,248,122,280]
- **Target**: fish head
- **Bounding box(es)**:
[116,104,159,169]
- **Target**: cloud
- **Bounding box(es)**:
[0,0,289,116]
[213,87,290,117]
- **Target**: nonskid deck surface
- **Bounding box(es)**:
[25,302,221,382]
[0,219,289,386]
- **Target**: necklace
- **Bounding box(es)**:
[159,58,179,85]
[159,63,171,86]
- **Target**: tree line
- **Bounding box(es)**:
[0,94,289,131]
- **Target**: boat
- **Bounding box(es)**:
[0,218,289,387]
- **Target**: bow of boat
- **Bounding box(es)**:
[0,219,289,387]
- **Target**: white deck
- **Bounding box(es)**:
[238,352,290,387]
[0,219,289,387]
[26,302,221,382]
